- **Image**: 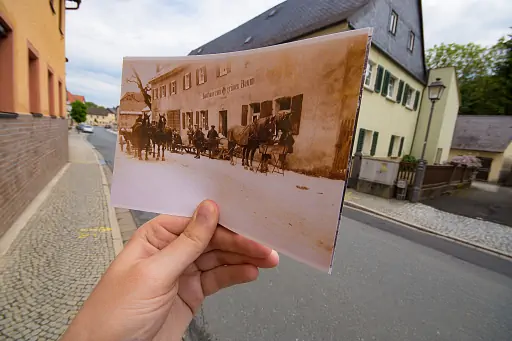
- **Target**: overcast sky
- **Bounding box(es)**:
[65,0,511,107]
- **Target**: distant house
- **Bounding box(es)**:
[449,115,512,183]
[118,92,147,130]
[66,90,85,118]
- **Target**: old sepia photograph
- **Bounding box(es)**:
[111,28,372,272]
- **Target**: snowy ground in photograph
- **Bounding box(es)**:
[111,147,346,271]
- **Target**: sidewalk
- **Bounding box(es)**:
[344,189,512,258]
[0,132,122,341]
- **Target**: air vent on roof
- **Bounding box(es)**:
[244,36,253,44]
[197,48,203,53]
[267,8,277,17]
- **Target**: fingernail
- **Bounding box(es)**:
[195,201,216,225]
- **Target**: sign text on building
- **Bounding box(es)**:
[202,77,255,100]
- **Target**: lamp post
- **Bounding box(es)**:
[410,78,446,202]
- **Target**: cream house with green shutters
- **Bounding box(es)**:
[188,0,459,165]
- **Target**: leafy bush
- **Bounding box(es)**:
[401,154,417,164]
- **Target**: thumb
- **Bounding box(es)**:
[153,200,219,280]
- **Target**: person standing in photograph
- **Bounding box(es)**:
[207,125,219,159]
[194,125,205,159]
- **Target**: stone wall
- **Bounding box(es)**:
[0,113,68,238]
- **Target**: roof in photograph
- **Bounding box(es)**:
[451,115,512,153]
[119,92,147,113]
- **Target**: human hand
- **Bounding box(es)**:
[61,200,279,341]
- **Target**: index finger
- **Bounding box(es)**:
[206,227,274,259]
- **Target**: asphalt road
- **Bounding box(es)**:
[88,128,512,341]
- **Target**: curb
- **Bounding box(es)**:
[83,136,124,256]
[344,201,512,260]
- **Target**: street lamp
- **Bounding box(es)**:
[411,77,445,202]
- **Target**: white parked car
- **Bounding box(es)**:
[82,125,94,133]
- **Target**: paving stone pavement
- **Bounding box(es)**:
[0,133,115,341]
[345,189,512,257]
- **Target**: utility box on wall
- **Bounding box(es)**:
[356,157,401,198]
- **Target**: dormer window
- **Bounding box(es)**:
[408,31,415,52]
[389,10,398,35]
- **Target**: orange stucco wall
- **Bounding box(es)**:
[0,0,66,116]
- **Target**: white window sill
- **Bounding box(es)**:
[363,84,374,92]
[386,95,396,103]
[405,105,414,111]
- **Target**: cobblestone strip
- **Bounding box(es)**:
[0,162,115,341]
[345,190,512,257]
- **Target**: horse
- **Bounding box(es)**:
[150,114,168,161]
[131,113,151,160]
[227,112,292,170]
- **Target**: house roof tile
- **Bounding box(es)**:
[451,115,512,153]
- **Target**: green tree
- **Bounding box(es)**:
[70,100,87,123]
[494,33,512,115]
[426,33,511,115]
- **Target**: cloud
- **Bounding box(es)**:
[65,0,511,107]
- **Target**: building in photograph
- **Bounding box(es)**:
[0,0,81,238]
[449,115,512,184]
[118,92,147,130]
[188,0,460,165]
[148,31,368,178]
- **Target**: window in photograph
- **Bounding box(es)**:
[184,73,191,90]
[201,110,208,130]
[218,62,231,77]
[408,31,415,52]
[387,76,397,99]
[389,10,398,35]
[275,97,291,112]
[163,85,167,97]
[186,112,193,127]
[170,80,177,95]
[197,66,207,85]
[364,61,374,88]
[405,87,414,109]
[250,102,261,122]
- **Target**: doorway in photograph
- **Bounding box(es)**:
[332,118,355,180]
[166,110,180,130]
[219,110,228,137]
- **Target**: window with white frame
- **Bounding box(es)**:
[405,87,414,108]
[170,80,177,95]
[198,66,206,84]
[408,31,415,52]
[389,10,398,35]
[184,73,191,90]
[391,135,401,157]
[362,130,374,155]
[364,62,374,87]
[387,76,397,99]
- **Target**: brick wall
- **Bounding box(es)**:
[0,113,68,238]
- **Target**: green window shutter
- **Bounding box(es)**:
[374,65,384,93]
[388,135,395,156]
[413,90,421,110]
[396,80,404,103]
[402,84,409,106]
[398,137,405,156]
[370,131,379,156]
[356,128,365,153]
[381,71,390,97]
